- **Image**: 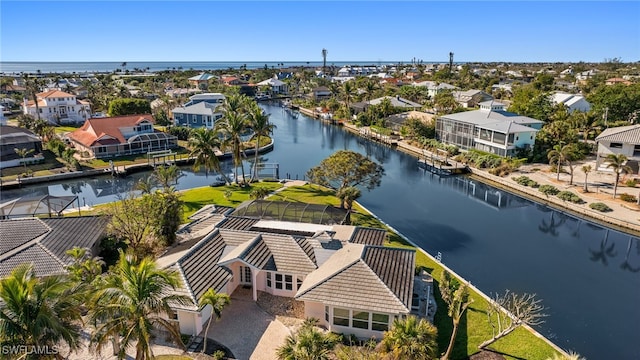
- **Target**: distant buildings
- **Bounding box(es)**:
[436,101,543,156]
[256,76,288,95]
[188,73,218,90]
[550,92,591,113]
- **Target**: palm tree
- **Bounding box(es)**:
[379,315,438,360]
[547,144,575,181]
[363,80,379,101]
[604,153,632,198]
[335,186,361,225]
[188,128,229,183]
[89,251,191,360]
[198,289,231,354]
[134,176,157,195]
[0,264,84,357]
[153,164,182,191]
[341,81,355,119]
[581,165,592,192]
[14,147,34,173]
[277,318,341,360]
[247,104,276,181]
[216,94,250,184]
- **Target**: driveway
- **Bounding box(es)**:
[204,290,290,360]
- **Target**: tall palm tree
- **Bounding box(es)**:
[89,251,191,360]
[341,81,355,119]
[14,147,34,173]
[277,318,340,360]
[216,94,250,184]
[363,79,379,101]
[581,165,592,192]
[547,144,575,181]
[188,128,229,183]
[198,289,230,354]
[379,315,438,360]
[0,264,84,357]
[604,153,632,198]
[247,104,276,181]
[335,186,361,224]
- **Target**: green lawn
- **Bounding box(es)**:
[269,184,560,360]
[54,125,81,134]
[0,150,66,181]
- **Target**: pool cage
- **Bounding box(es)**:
[0,195,78,219]
[231,200,348,225]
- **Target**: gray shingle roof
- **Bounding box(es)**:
[349,227,387,246]
[296,244,414,314]
[217,216,259,231]
[440,109,542,133]
[595,124,640,144]
[0,216,108,277]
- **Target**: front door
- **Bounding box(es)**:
[239,266,252,286]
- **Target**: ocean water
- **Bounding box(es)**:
[0,61,405,74]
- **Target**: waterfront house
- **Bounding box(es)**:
[436,101,543,156]
[351,96,422,114]
[385,111,436,132]
[0,125,43,169]
[452,89,493,108]
[68,114,178,159]
[412,81,456,98]
[188,73,218,90]
[256,76,288,95]
[23,90,92,124]
[157,201,418,338]
[595,124,640,173]
[172,102,223,129]
[0,216,109,277]
[310,87,332,101]
[551,92,591,113]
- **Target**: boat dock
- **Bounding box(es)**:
[417,157,469,175]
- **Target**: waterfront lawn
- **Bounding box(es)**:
[82,145,191,169]
[180,182,283,221]
[271,185,559,359]
[0,150,65,181]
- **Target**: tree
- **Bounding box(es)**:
[153,164,182,191]
[107,98,151,116]
[14,147,34,173]
[604,153,632,198]
[306,150,385,193]
[335,186,361,224]
[250,186,271,200]
[587,83,640,123]
[508,84,554,122]
[0,264,84,357]
[480,290,547,349]
[247,104,276,181]
[547,144,578,181]
[439,271,474,360]
[341,81,355,118]
[277,318,341,360]
[65,246,104,284]
[433,89,459,114]
[188,127,228,182]
[198,289,231,354]
[89,251,191,360]
[581,165,592,192]
[379,315,438,360]
[216,93,250,184]
[105,193,162,257]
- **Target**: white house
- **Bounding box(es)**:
[551,92,591,113]
[595,124,640,173]
[256,76,288,95]
[412,81,456,98]
[157,201,421,338]
[436,101,543,156]
[23,90,91,124]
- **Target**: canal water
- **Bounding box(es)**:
[2,103,639,359]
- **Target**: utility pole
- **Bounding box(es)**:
[449,52,454,77]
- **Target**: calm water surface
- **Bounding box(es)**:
[3,103,639,359]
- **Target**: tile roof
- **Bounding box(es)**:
[349,227,387,246]
[217,216,259,231]
[296,244,414,314]
[0,216,109,277]
[36,90,75,99]
[67,114,155,147]
[219,229,260,246]
[595,124,640,144]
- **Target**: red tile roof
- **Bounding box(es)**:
[68,114,155,147]
[36,90,75,98]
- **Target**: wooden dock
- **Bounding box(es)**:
[417,158,469,175]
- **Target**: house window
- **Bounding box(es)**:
[333,308,350,327]
[266,272,272,288]
[285,275,293,290]
[325,306,329,322]
[371,313,389,331]
[170,311,178,320]
[352,311,369,329]
[610,142,623,149]
[296,276,303,291]
[275,274,283,289]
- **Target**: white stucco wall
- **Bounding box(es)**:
[303,301,326,327]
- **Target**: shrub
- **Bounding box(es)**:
[590,202,612,212]
[513,176,539,187]
[539,185,560,196]
[626,179,637,187]
[619,193,637,203]
[557,191,583,203]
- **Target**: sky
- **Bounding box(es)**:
[1,1,639,63]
